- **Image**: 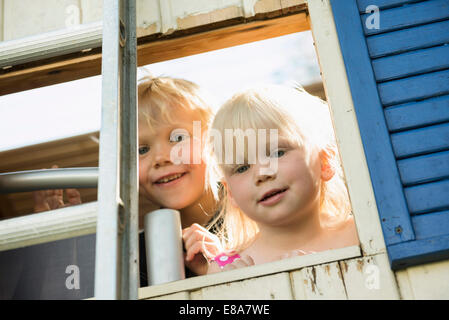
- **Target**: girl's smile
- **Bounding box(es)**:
[257,187,289,206]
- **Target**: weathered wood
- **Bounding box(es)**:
[394,269,415,299]
[339,253,400,299]
[190,273,293,300]
[149,291,190,300]
[308,0,388,255]
[399,259,449,299]
[0,12,309,96]
[138,245,360,299]
[290,262,347,299]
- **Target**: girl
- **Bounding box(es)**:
[206,85,359,273]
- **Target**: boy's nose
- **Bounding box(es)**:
[153,145,173,169]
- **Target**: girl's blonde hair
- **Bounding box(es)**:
[207,85,352,251]
[138,74,214,131]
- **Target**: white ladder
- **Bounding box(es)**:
[0,0,139,300]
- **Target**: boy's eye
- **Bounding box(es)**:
[271,149,286,158]
[235,164,250,174]
[139,146,149,155]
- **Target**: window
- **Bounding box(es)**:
[1,0,399,300]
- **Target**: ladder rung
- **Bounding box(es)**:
[0,21,102,68]
[0,201,97,252]
[0,168,98,194]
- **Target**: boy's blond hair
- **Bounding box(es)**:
[138,75,214,131]
[207,85,352,251]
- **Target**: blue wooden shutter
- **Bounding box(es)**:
[330,0,449,269]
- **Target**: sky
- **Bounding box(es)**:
[0,30,321,152]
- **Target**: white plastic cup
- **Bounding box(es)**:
[144,209,185,285]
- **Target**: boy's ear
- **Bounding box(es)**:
[320,145,336,182]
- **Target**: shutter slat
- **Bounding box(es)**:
[412,210,449,239]
[391,122,449,158]
[398,150,449,186]
[367,19,449,58]
[378,69,449,106]
[362,0,449,36]
[404,179,449,214]
[357,0,423,12]
[373,45,449,82]
[384,94,449,132]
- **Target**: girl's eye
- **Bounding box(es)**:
[170,132,190,143]
[271,149,286,158]
[139,146,149,155]
[235,164,250,174]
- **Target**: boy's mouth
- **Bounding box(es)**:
[154,172,187,185]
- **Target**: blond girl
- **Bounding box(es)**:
[206,85,359,272]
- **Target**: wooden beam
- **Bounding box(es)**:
[0,12,309,96]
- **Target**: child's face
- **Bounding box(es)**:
[224,139,322,227]
[138,108,207,210]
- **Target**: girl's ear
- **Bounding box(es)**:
[320,144,336,182]
[222,181,239,208]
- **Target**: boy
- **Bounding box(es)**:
[34,75,222,281]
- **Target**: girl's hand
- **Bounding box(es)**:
[221,254,254,271]
[32,165,82,213]
[182,223,223,276]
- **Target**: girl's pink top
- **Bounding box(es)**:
[213,252,241,268]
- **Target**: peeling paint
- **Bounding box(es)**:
[356,259,364,272]
[176,6,242,30]
[242,0,259,17]
[325,264,331,276]
[341,261,348,273]
[308,268,318,294]
[174,0,242,19]
[137,22,159,38]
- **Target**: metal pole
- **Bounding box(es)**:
[0,168,98,194]
[95,0,138,300]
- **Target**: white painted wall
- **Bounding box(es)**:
[0,0,305,41]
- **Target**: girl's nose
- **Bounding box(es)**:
[254,168,276,186]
